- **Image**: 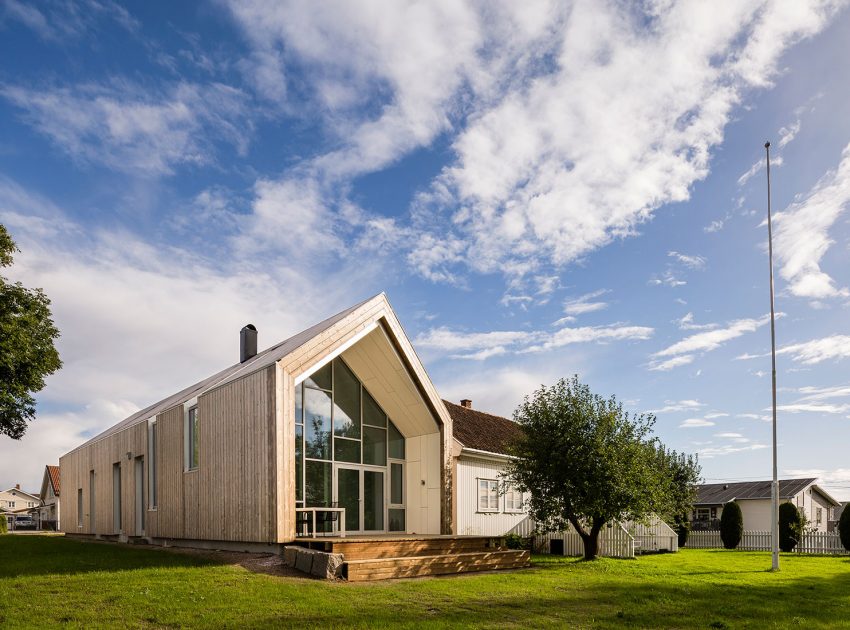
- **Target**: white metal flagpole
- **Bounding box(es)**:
[765,140,780,572]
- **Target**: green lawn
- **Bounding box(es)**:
[1,535,849,629]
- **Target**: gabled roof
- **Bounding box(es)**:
[44,465,60,497]
[445,400,523,457]
[67,295,378,454]
[0,487,40,502]
[695,478,834,505]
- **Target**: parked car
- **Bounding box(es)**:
[12,516,36,530]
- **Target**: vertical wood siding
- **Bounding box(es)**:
[455,456,529,536]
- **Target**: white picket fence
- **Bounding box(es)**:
[535,521,636,558]
[624,515,679,553]
[687,530,849,555]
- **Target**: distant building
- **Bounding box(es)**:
[693,478,840,532]
[0,485,41,529]
[36,465,61,531]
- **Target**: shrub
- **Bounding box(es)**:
[840,505,850,551]
[720,501,743,549]
[504,533,530,550]
[778,502,804,552]
[0,514,7,535]
[674,513,690,547]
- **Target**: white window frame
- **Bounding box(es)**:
[477,478,499,513]
[147,417,158,510]
[695,507,711,521]
[184,399,199,472]
[504,484,524,513]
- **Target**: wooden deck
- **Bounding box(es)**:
[294,534,530,581]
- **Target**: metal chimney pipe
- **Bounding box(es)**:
[240,324,257,363]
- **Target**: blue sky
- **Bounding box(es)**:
[2,0,850,501]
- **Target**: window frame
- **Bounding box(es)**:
[477,478,500,513]
[503,483,524,513]
[184,399,200,472]
[148,417,158,510]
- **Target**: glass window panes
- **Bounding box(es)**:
[305,362,332,390]
[388,420,404,459]
[388,508,405,532]
[390,462,403,505]
[334,437,360,463]
[504,484,522,511]
[294,383,303,424]
[364,470,384,531]
[478,479,499,511]
[295,424,304,502]
[333,360,361,438]
[304,387,332,460]
[305,460,332,507]
[362,389,387,427]
[363,426,387,466]
[188,407,200,470]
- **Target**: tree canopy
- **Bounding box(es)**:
[505,375,700,559]
[0,224,62,439]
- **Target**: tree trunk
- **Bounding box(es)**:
[582,530,600,560]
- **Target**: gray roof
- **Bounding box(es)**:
[696,478,820,505]
[68,294,380,455]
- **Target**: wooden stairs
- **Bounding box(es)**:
[298,535,530,582]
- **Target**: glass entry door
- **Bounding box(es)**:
[335,465,385,534]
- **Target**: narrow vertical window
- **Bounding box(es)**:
[148,419,158,509]
[186,406,199,470]
[77,489,83,528]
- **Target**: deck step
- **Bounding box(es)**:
[345,550,530,581]
[331,536,504,561]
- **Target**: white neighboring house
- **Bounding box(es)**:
[36,465,61,531]
[693,478,840,533]
[0,485,41,529]
[445,400,530,536]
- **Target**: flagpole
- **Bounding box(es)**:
[765,140,780,572]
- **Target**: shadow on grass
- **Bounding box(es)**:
[0,534,218,577]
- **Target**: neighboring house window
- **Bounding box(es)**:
[816,507,823,525]
[478,479,499,512]
[8,501,14,508]
[148,419,158,509]
[504,484,523,513]
[186,406,199,471]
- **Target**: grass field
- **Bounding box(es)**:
[1,535,849,628]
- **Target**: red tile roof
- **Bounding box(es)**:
[444,400,524,456]
[47,465,60,496]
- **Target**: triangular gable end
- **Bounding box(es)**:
[273,293,453,540]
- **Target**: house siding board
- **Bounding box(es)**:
[455,455,528,536]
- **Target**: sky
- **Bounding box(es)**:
[1,0,850,502]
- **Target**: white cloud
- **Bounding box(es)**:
[414,321,653,359]
[776,334,850,364]
[562,289,609,316]
[778,119,801,148]
[737,412,772,422]
[738,154,783,186]
[648,399,704,414]
[649,355,695,371]
[705,412,730,419]
[649,271,687,288]
[653,314,772,360]
[797,384,850,401]
[224,0,844,282]
[680,418,715,428]
[715,432,744,438]
[676,312,718,331]
[704,219,725,233]
[0,0,138,41]
[773,142,850,299]
[1,81,253,175]
[698,443,768,458]
[774,403,850,414]
[668,251,707,270]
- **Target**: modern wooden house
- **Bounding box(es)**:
[59,294,529,579]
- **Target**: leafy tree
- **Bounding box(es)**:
[720,501,743,549]
[0,224,61,439]
[505,375,701,560]
[839,505,850,552]
[0,513,7,534]
[778,502,805,552]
